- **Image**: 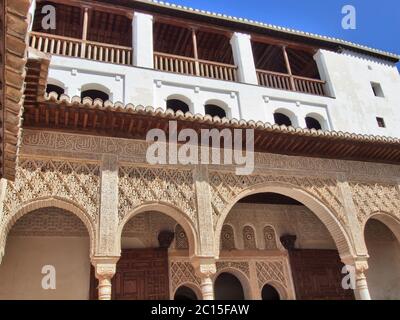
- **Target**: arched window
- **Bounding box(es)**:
[261,284,281,300]
[46,84,65,98]
[205,104,227,118]
[175,224,189,250]
[174,286,198,300]
[81,89,109,101]
[243,226,256,249]
[220,225,235,250]
[305,116,322,130]
[214,273,245,300]
[274,113,292,126]
[167,99,190,113]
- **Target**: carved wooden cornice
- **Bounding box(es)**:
[0,0,31,180]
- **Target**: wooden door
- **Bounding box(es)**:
[90,248,170,300]
[288,249,354,300]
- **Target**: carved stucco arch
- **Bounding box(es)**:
[363,211,400,245]
[260,280,289,300]
[117,202,199,257]
[213,267,253,300]
[214,181,355,260]
[173,282,203,300]
[0,197,97,260]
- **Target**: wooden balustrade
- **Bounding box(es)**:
[293,76,326,96]
[154,52,197,76]
[84,40,132,65]
[30,32,82,58]
[154,52,237,82]
[29,32,132,65]
[257,69,326,96]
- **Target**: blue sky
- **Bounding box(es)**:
[167,0,400,56]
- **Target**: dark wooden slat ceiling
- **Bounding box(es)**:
[34,1,132,46]
[154,21,233,64]
[34,1,83,39]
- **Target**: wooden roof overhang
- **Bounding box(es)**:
[23,58,400,166]
[0,0,32,180]
[34,0,399,63]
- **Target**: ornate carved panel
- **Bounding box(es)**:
[243,226,257,250]
[255,260,287,289]
[175,224,189,250]
[216,261,250,279]
[2,159,100,225]
[349,182,400,223]
[209,172,346,228]
[170,261,201,293]
[221,224,235,250]
[118,166,196,223]
[263,226,278,250]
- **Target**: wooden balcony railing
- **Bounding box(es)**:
[154,52,238,82]
[257,69,326,96]
[29,32,132,65]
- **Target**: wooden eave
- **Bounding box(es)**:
[22,58,400,166]
[1,0,31,180]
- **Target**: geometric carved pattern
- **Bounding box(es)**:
[349,182,400,223]
[118,166,196,223]
[2,159,100,224]
[216,261,250,278]
[243,226,257,250]
[9,207,88,237]
[264,226,278,250]
[255,260,287,289]
[221,224,235,250]
[170,261,201,292]
[209,172,346,228]
[175,224,189,250]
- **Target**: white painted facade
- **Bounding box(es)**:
[41,8,400,138]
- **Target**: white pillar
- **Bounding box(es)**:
[354,262,371,300]
[132,12,154,69]
[230,33,258,85]
[194,261,216,300]
[28,0,37,32]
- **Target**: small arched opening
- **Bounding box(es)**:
[261,284,281,300]
[205,104,227,118]
[166,99,190,113]
[273,112,292,127]
[46,84,65,98]
[305,116,322,130]
[174,285,199,300]
[214,272,245,300]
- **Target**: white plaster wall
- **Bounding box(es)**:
[316,49,400,137]
[0,236,91,300]
[47,49,400,138]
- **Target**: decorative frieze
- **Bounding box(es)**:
[349,182,400,223]
[118,165,196,223]
[255,260,287,289]
[209,171,346,227]
[2,158,100,224]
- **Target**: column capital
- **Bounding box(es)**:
[91,256,120,277]
[192,257,217,278]
[91,256,120,300]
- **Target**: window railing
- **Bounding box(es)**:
[29,32,133,65]
[257,69,327,96]
[154,52,238,82]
